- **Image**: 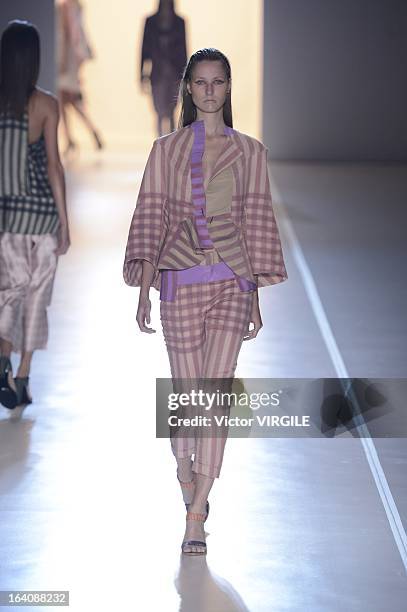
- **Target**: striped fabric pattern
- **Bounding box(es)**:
[0,112,29,197]
[159,249,235,302]
[0,114,59,235]
[190,120,233,249]
[159,121,256,301]
[161,278,253,478]
[190,119,212,247]
[160,277,252,354]
[123,121,288,291]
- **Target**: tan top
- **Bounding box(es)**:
[198,165,233,266]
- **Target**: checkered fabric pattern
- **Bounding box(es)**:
[160,278,253,478]
[0,112,29,197]
[0,112,59,235]
[123,123,288,292]
[160,278,252,355]
[123,139,170,290]
[242,144,287,288]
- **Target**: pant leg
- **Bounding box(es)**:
[0,233,31,350]
[160,282,206,459]
[22,234,58,352]
[193,279,253,478]
[0,232,58,353]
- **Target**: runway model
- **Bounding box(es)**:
[124,48,288,555]
[56,0,103,154]
[140,0,187,136]
[0,21,70,414]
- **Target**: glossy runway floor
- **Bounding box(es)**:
[0,150,406,612]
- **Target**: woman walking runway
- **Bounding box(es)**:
[0,20,70,414]
[56,0,103,154]
[124,48,287,555]
[140,0,187,136]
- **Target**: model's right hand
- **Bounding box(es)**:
[137,294,156,333]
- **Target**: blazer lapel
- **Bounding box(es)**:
[168,125,243,190]
[210,135,243,183]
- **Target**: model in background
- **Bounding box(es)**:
[0,21,70,415]
[124,48,288,554]
[56,0,103,154]
[140,0,187,136]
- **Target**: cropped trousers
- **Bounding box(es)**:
[0,232,58,353]
[160,278,254,478]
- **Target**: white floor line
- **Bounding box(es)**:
[271,180,407,574]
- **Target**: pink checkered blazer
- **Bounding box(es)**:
[123,124,288,292]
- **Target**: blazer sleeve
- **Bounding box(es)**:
[123,139,167,288]
[243,144,288,288]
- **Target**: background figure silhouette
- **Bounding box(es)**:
[56,0,103,154]
[140,0,187,136]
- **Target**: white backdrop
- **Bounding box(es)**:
[72,0,262,151]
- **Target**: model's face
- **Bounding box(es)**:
[187,60,230,115]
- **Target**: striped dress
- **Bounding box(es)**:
[0,111,59,235]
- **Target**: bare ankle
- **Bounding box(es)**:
[189,501,207,515]
[176,457,194,483]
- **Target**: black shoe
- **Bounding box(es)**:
[0,357,18,409]
[14,377,32,406]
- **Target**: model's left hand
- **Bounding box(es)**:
[55,223,71,256]
[243,293,263,341]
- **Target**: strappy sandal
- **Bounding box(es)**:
[181,511,207,555]
[177,471,210,519]
[0,357,18,409]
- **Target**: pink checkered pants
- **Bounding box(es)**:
[160,278,254,478]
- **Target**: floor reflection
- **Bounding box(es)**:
[1,152,406,611]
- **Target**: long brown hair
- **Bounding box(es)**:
[178,48,233,129]
[0,20,40,118]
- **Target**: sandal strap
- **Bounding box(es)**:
[186,511,206,522]
[185,500,209,515]
[182,540,206,548]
